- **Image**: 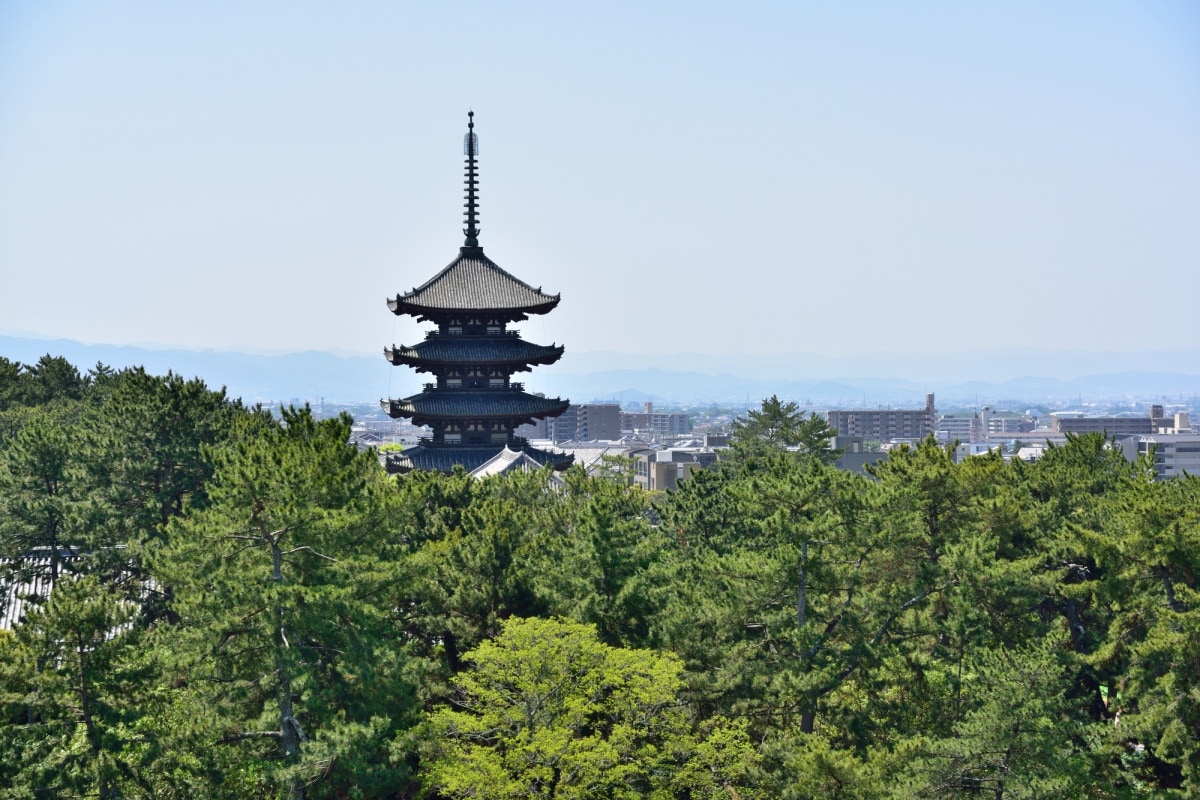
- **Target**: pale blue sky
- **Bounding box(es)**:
[1,2,1197,362]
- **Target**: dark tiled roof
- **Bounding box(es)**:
[385,337,564,370]
[385,443,574,474]
[519,444,574,468]
[389,247,560,320]
[383,389,569,426]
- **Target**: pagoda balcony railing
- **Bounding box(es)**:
[424,330,521,340]
[417,435,531,449]
[423,382,527,392]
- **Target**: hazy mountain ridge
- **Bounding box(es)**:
[559,349,1200,384]
[563,369,1200,407]
[3,336,1198,408]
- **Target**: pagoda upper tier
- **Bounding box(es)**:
[388,246,560,324]
[384,336,564,373]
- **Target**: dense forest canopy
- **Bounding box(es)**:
[1,355,1198,798]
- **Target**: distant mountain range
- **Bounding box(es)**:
[3,335,1199,410]
[566,369,1200,409]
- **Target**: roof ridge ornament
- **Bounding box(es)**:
[462,110,481,248]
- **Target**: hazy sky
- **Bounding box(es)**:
[2,2,1198,362]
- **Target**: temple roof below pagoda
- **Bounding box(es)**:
[385,337,563,370]
[384,443,574,474]
[382,389,570,425]
[389,247,559,320]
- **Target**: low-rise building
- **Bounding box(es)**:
[1052,405,1173,436]
[828,393,937,441]
[988,415,1035,435]
[1116,413,1198,480]
[935,414,977,444]
[519,403,624,442]
[1117,434,1200,479]
[537,438,653,476]
[936,407,1030,444]
[632,448,719,491]
[621,402,692,437]
[953,442,1002,462]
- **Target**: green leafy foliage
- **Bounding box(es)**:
[421,616,758,799]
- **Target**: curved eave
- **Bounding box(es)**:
[381,391,571,426]
[526,446,575,470]
[388,295,560,322]
[386,247,562,320]
[383,343,565,371]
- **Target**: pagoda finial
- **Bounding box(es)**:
[462,110,480,248]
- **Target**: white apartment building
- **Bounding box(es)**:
[1116,414,1200,479]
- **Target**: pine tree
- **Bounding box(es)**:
[730,395,842,464]
[0,575,147,798]
[902,637,1094,798]
[0,411,82,608]
[153,408,417,798]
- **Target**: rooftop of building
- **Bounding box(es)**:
[469,446,569,483]
[385,442,574,474]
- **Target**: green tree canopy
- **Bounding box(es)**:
[153,407,417,799]
[421,616,758,799]
[0,575,148,798]
[0,409,83,600]
[730,395,841,464]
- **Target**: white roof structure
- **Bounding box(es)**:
[1,547,80,630]
[543,440,654,474]
[469,446,566,486]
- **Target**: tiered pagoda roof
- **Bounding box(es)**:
[384,337,564,372]
[381,111,573,475]
[388,248,560,322]
[384,389,570,428]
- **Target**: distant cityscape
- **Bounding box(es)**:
[4,335,1198,484]
[339,390,1199,487]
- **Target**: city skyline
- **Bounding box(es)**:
[2,3,1198,360]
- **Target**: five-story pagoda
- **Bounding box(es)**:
[382,113,573,473]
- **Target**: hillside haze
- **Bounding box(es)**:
[4,335,1199,408]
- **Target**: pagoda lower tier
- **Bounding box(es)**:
[381,386,573,475]
[383,388,569,429]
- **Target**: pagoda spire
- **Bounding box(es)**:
[462,111,480,248]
